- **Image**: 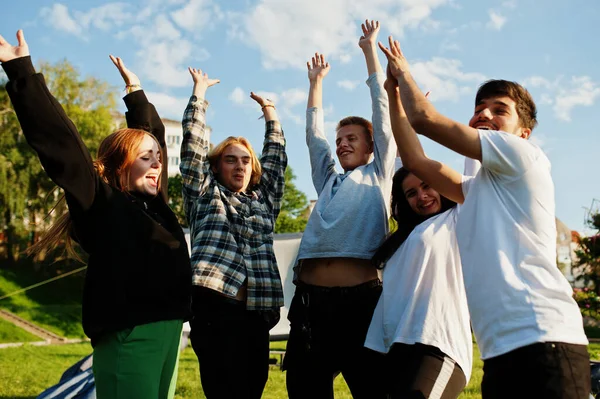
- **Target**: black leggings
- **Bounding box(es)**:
[385,343,467,399]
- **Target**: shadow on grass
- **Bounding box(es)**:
[0,260,86,338]
[0,396,37,399]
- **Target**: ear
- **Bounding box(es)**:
[368,140,374,154]
[211,164,218,174]
[520,127,532,140]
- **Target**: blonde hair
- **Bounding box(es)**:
[208,136,262,189]
[27,128,161,261]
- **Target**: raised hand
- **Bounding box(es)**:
[188,67,220,99]
[378,36,410,79]
[250,92,278,122]
[109,55,140,87]
[0,30,29,63]
[307,53,330,83]
[358,19,380,50]
[249,92,275,108]
[384,64,399,92]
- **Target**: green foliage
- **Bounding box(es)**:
[0,59,117,265]
[573,287,600,319]
[573,209,600,294]
[274,166,309,234]
[168,174,188,228]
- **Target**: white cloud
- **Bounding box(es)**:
[171,0,215,32]
[40,3,134,37]
[40,2,213,88]
[502,0,517,9]
[337,80,360,91]
[523,75,600,121]
[280,88,307,108]
[553,76,600,122]
[234,0,451,70]
[145,91,189,119]
[440,39,460,52]
[487,10,506,31]
[40,4,83,36]
[410,57,486,102]
[522,76,557,90]
[229,87,246,105]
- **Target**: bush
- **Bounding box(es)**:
[574,287,600,319]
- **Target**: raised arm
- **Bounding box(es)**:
[249,93,287,215]
[1,30,97,210]
[306,53,336,194]
[179,67,219,205]
[110,55,169,200]
[379,36,482,162]
[384,71,464,204]
[359,20,395,180]
[358,19,384,76]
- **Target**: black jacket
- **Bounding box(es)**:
[3,56,192,343]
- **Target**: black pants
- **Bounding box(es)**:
[283,279,386,399]
[482,342,591,399]
[190,287,272,399]
[386,343,466,399]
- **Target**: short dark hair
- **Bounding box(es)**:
[475,79,538,130]
[336,116,373,142]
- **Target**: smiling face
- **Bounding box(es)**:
[402,173,442,216]
[335,124,373,172]
[128,133,162,196]
[469,95,531,139]
[213,143,253,193]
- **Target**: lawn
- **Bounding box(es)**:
[0,318,40,344]
[0,268,85,339]
[2,341,597,399]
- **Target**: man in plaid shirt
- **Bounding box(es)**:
[180,67,287,399]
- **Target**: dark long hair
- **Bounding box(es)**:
[373,167,456,268]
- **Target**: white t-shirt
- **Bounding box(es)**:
[456,129,588,360]
[365,207,473,382]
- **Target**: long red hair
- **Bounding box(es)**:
[27,128,160,260]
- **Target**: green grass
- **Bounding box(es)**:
[0,268,85,339]
[3,341,597,399]
[0,318,40,344]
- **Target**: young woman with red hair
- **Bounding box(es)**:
[0,30,191,399]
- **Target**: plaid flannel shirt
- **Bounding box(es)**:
[180,96,287,310]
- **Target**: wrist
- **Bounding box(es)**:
[360,42,377,51]
[192,84,207,99]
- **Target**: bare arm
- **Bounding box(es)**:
[379,36,482,162]
[307,53,330,109]
[358,19,384,76]
[385,76,464,204]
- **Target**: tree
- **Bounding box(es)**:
[275,166,309,233]
[0,60,117,265]
[167,174,188,228]
[573,209,600,294]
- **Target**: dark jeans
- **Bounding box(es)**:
[283,279,386,399]
[386,343,466,399]
[482,342,591,399]
[189,287,272,399]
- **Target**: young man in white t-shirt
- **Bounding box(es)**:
[378,37,590,398]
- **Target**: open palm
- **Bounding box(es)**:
[0,30,29,63]
[307,53,330,82]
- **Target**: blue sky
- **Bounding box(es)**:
[2,0,599,234]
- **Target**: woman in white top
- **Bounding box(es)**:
[365,165,473,399]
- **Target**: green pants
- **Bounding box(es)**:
[93,319,183,399]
